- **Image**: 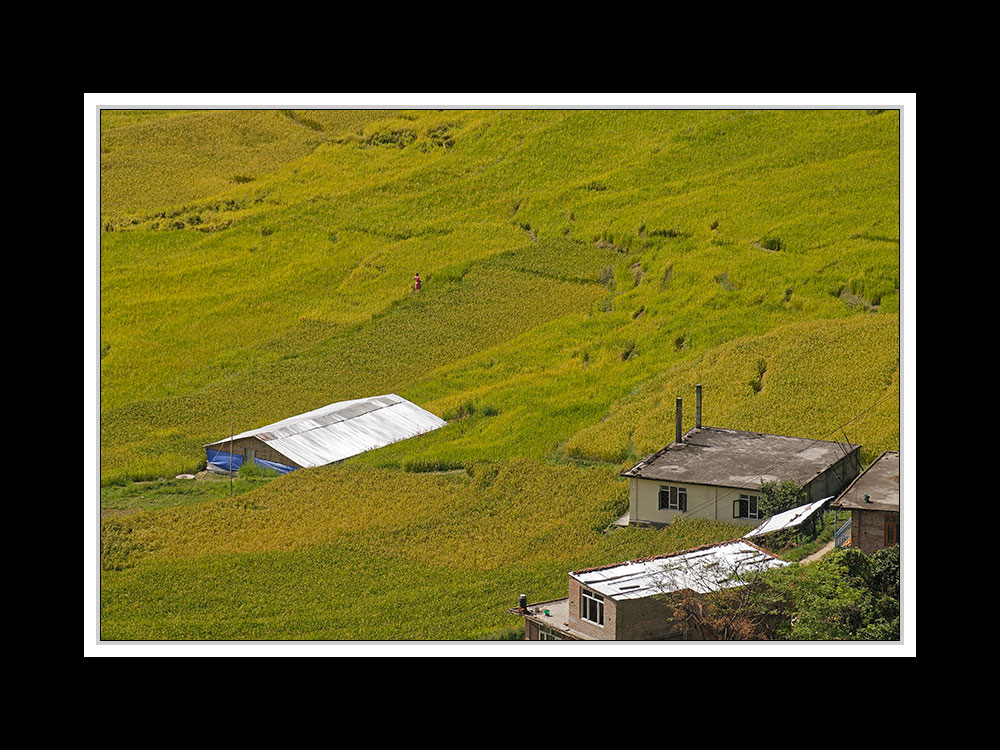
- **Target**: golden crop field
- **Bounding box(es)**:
[100,461,748,640]
[96,106,902,640]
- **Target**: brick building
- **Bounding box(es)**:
[829,450,900,554]
[512,540,788,641]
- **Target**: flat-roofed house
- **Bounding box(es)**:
[511,540,789,641]
[829,450,900,554]
[620,386,861,528]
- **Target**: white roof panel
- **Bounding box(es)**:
[571,540,788,600]
[205,394,446,468]
[743,497,833,539]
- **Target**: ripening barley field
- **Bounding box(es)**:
[98,108,901,640]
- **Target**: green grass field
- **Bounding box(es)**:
[98,108,901,640]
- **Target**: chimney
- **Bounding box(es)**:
[696,384,703,429]
[675,397,683,444]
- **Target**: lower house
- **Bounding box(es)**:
[511,540,789,641]
[620,386,861,528]
[829,450,900,554]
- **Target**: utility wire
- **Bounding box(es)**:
[643,387,898,522]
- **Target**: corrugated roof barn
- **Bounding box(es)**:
[204,394,446,474]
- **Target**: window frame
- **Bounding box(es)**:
[580,588,605,627]
[734,493,762,519]
[884,514,899,546]
[658,484,688,512]
[538,625,564,641]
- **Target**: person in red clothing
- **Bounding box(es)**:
[414,272,422,292]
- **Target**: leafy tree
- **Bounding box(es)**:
[662,545,902,641]
[781,546,900,640]
[668,577,793,640]
[758,480,806,518]
[652,547,794,640]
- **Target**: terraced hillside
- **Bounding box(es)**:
[98,108,900,640]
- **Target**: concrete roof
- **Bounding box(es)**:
[830,450,899,512]
[509,598,590,640]
[204,394,446,468]
[570,540,788,601]
[621,426,858,490]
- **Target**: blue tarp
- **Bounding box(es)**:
[206,448,297,475]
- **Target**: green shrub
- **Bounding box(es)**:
[759,235,784,251]
[758,480,805,518]
[238,461,280,478]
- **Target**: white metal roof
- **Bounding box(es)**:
[204,394,447,468]
[743,497,833,539]
[571,540,788,601]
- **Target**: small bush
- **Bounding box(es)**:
[402,458,466,473]
[238,461,280,478]
[443,401,476,421]
[649,227,686,238]
[759,235,784,252]
[364,128,418,149]
[426,123,456,150]
[758,480,804,518]
[479,625,525,640]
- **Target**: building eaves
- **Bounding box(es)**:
[829,449,900,511]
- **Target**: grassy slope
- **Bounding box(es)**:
[98,108,900,639]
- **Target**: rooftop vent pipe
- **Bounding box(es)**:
[676,397,683,444]
[696,384,702,429]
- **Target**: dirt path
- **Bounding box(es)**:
[800,540,836,565]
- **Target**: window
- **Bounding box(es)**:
[658,485,688,512]
[580,588,604,626]
[885,514,899,546]
[538,625,564,641]
[734,493,761,519]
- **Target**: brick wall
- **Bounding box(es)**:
[614,596,686,640]
[210,437,300,469]
[568,578,617,640]
[568,577,687,640]
[852,509,899,555]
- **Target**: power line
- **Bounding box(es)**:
[647,387,898,521]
